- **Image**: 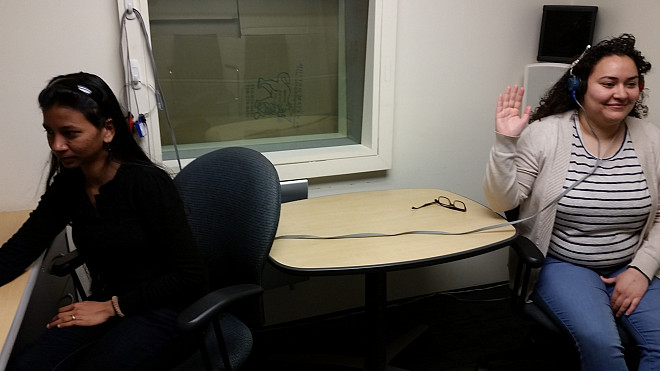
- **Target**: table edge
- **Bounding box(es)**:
[269,231,517,276]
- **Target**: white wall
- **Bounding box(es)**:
[2,0,659,324]
[0,1,125,211]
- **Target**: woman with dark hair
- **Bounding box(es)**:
[532,33,652,122]
[38,72,153,184]
[484,34,660,370]
[2,72,208,370]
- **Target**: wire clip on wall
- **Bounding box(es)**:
[124,0,136,20]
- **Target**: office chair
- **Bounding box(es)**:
[51,146,281,371]
[476,207,637,370]
[172,146,281,371]
[261,179,309,290]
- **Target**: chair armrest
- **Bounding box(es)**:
[49,250,84,277]
[509,235,545,311]
[510,235,544,269]
[177,283,264,332]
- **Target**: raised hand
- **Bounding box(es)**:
[496,85,531,137]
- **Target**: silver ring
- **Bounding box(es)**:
[71,315,76,321]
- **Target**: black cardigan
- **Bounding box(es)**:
[0,164,208,314]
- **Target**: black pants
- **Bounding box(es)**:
[8,306,196,371]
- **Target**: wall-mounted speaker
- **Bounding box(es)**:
[523,63,569,111]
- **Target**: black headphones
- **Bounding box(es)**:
[46,74,105,108]
[567,45,591,100]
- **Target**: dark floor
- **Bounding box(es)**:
[244,283,581,370]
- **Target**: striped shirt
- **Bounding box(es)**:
[548,119,651,269]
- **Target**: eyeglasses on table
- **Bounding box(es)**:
[412,195,466,212]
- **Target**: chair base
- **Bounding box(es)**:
[249,323,428,371]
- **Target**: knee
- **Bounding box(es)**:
[635,334,660,369]
[9,340,90,371]
[572,326,624,353]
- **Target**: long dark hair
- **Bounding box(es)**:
[530,34,652,122]
[39,72,153,184]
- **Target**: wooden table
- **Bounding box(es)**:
[0,210,41,370]
[270,189,516,371]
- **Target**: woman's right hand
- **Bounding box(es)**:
[496,85,531,137]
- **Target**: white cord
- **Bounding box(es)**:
[274,165,597,240]
[120,8,183,171]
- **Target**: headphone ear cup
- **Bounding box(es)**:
[567,75,581,94]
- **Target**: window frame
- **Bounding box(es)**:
[118,0,396,180]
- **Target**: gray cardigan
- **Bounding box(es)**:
[484,110,660,289]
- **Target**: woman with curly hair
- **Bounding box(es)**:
[484,34,660,370]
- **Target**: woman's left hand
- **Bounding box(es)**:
[46,300,116,328]
[601,268,649,317]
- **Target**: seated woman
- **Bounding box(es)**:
[2,72,208,370]
[484,34,660,370]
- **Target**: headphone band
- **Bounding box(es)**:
[46,76,103,107]
[569,44,591,76]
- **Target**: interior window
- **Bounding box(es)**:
[148,0,368,161]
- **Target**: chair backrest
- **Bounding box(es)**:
[173,147,281,293]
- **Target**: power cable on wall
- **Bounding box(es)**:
[120,6,182,171]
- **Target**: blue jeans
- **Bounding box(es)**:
[8,306,196,371]
[532,257,660,371]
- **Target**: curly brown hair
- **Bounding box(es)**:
[530,33,652,122]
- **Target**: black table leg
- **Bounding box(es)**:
[365,271,387,371]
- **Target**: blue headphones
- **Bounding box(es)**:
[567,45,591,100]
